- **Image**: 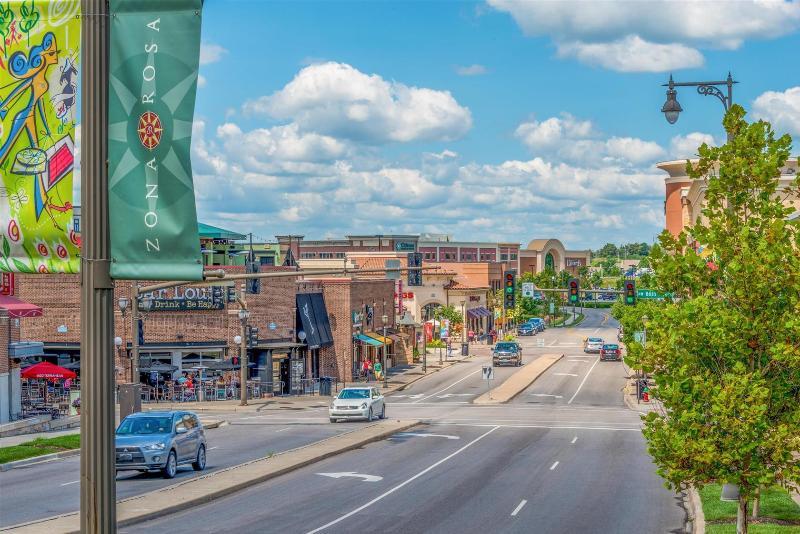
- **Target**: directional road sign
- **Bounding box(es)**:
[482,365,494,381]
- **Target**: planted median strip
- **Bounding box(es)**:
[0,434,80,466]
[700,484,800,533]
[5,419,419,533]
[473,354,563,405]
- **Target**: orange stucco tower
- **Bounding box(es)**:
[657,160,693,237]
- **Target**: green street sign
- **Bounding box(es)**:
[637,289,673,299]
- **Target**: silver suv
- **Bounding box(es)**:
[115,410,207,479]
[493,342,522,366]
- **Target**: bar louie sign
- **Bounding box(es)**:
[140,286,224,311]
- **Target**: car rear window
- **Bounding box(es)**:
[589,338,603,342]
[603,344,619,350]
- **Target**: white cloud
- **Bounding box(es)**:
[200,43,227,65]
[242,62,472,143]
[197,74,207,89]
[752,86,800,137]
[557,36,703,73]
[455,64,488,76]
[488,0,800,72]
[669,132,719,159]
[515,113,664,167]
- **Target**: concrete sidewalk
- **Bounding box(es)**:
[5,419,419,533]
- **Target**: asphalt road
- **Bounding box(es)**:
[0,419,362,527]
[120,309,688,533]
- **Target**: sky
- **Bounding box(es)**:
[184,0,800,250]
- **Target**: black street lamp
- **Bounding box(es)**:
[661,73,737,132]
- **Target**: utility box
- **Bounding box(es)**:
[118,383,141,421]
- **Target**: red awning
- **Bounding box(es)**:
[0,295,43,318]
[21,361,76,380]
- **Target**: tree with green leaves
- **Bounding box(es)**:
[616,106,800,534]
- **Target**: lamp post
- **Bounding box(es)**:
[661,73,736,140]
[381,312,388,389]
[117,296,130,380]
[238,306,250,406]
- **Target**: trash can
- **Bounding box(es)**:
[319,376,332,396]
[461,342,469,356]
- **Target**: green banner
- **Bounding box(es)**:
[0,1,82,274]
[108,0,203,280]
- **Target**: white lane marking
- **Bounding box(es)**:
[529,393,563,398]
[550,461,559,470]
[60,480,79,486]
[567,359,590,363]
[593,327,601,334]
[208,446,219,450]
[316,472,382,483]
[276,427,291,433]
[511,499,528,516]
[436,393,476,399]
[432,423,641,432]
[554,373,578,377]
[413,370,480,403]
[548,339,558,347]
[557,343,578,347]
[392,432,460,440]
[306,426,500,534]
[571,436,578,444]
[567,357,601,405]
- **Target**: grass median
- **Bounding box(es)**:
[700,484,800,533]
[0,434,80,464]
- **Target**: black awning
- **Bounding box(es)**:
[296,293,333,350]
[310,293,333,348]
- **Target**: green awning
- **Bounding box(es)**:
[355,334,383,347]
[198,222,246,241]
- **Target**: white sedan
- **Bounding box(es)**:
[329,387,386,422]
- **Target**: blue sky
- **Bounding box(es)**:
[189,0,800,249]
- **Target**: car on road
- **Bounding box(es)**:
[493,341,522,366]
[584,337,604,353]
[600,343,622,361]
[329,386,385,422]
[526,318,545,332]
[115,410,207,479]
[517,323,535,336]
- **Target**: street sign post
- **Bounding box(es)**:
[482,365,494,399]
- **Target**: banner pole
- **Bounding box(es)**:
[80,1,116,532]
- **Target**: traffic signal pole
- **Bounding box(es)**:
[80,1,116,531]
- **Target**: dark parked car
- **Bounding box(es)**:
[115,410,207,479]
[517,324,535,336]
[600,343,622,361]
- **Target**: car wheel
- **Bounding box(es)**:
[380,405,386,419]
[162,450,177,479]
[367,407,374,422]
[330,418,337,423]
[192,444,206,471]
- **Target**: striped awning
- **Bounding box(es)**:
[355,334,383,347]
[467,306,491,318]
[364,332,392,345]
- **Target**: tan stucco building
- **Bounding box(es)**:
[659,158,799,236]
[519,239,591,276]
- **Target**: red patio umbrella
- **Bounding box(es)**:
[21,361,77,380]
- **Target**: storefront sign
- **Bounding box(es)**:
[469,295,480,302]
[394,292,415,299]
[141,285,224,311]
[395,242,416,252]
[566,258,583,267]
[352,311,363,327]
[108,0,204,281]
[0,2,81,274]
[1,273,14,296]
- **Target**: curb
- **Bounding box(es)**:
[687,487,705,534]
[474,354,563,404]
[0,449,80,472]
[4,419,419,533]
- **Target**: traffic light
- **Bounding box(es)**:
[624,280,636,305]
[503,271,516,309]
[246,262,261,294]
[407,252,423,286]
[136,318,144,346]
[247,326,259,348]
[568,278,579,304]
